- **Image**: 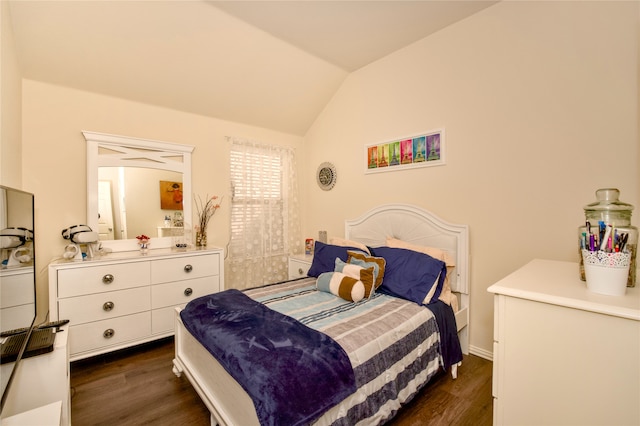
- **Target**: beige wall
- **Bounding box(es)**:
[303,1,639,357]
[21,80,304,317]
[0,0,22,188]
[8,1,640,358]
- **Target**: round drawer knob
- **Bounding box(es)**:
[103,301,115,311]
[184,264,193,273]
[298,268,304,275]
[103,328,115,339]
[102,274,114,284]
[184,287,193,297]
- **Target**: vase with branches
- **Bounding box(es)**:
[194,194,222,247]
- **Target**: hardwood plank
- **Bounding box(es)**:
[388,354,493,426]
[71,338,209,426]
[70,338,492,425]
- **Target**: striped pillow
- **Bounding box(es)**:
[334,258,375,298]
[316,272,366,302]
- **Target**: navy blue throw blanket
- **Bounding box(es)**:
[180,290,356,426]
[425,300,463,370]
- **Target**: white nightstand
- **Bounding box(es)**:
[288,254,313,279]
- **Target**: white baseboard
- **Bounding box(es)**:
[469,345,493,361]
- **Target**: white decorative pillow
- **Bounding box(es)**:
[316,271,365,302]
[329,237,371,255]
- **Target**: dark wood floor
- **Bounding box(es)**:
[70,337,493,425]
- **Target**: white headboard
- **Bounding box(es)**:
[345,203,469,295]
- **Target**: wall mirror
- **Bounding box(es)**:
[84,131,194,252]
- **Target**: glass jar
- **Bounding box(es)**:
[578,188,637,287]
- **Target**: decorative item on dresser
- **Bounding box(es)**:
[194,194,222,248]
[48,248,224,361]
[488,259,640,426]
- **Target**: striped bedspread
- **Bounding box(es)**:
[245,277,445,426]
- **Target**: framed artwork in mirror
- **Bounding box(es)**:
[160,180,183,210]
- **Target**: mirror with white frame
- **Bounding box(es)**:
[84,131,194,252]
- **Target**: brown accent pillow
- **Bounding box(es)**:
[347,251,386,290]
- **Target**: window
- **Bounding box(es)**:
[227,138,301,289]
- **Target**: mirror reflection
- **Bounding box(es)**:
[85,131,194,252]
[0,187,34,271]
[97,167,184,241]
[0,185,36,405]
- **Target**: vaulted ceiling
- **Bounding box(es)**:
[8,1,497,135]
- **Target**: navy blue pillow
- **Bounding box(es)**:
[307,241,363,278]
[370,246,446,305]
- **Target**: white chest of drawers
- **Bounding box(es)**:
[49,248,223,361]
[488,259,640,426]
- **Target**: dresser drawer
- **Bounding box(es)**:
[58,287,150,325]
[0,272,35,308]
[151,276,219,309]
[57,263,150,298]
[151,253,219,284]
[69,311,151,356]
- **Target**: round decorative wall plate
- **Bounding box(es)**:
[316,162,337,191]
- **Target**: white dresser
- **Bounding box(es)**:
[488,259,639,426]
[49,248,223,361]
[288,254,312,279]
[0,267,35,330]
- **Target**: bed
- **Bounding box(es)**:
[172,203,470,426]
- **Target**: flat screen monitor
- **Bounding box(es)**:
[0,186,37,413]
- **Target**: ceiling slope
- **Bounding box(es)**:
[9,1,496,136]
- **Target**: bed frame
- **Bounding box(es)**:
[344,203,469,354]
[172,203,469,426]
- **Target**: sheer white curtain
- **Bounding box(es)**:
[227,137,302,290]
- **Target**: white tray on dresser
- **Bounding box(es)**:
[48,247,223,361]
